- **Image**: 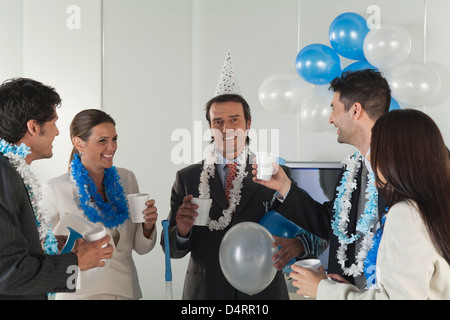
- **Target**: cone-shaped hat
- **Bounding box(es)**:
[214,50,241,96]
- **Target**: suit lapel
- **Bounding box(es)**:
[210,166,228,211]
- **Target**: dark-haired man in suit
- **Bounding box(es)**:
[0,78,113,300]
[253,70,390,290]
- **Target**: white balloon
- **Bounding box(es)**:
[258,73,314,113]
[363,24,411,70]
[219,222,277,295]
[386,62,441,107]
[300,85,333,132]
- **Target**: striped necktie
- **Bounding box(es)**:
[225,162,237,204]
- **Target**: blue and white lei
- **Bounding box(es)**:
[70,153,129,228]
[331,151,378,277]
[363,209,388,288]
[0,138,58,255]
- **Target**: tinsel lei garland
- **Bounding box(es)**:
[198,143,248,231]
[70,153,129,228]
[331,151,378,277]
[0,138,58,255]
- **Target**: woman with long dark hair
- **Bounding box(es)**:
[290,109,450,299]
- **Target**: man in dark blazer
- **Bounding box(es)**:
[0,78,113,300]
[253,70,391,287]
[163,93,289,299]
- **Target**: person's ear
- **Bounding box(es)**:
[72,137,85,153]
[246,119,252,130]
[26,119,39,137]
[352,102,363,120]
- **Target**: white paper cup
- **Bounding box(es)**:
[294,258,322,272]
[293,259,322,298]
[256,152,276,181]
[83,226,107,248]
[127,193,149,223]
[191,197,212,226]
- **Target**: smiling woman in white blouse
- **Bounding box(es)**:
[41,109,158,300]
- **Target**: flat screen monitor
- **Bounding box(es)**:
[285,161,343,270]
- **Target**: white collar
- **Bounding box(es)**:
[363,148,373,174]
[216,149,247,170]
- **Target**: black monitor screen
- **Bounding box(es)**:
[285,161,343,270]
[286,162,342,203]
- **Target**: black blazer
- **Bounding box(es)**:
[0,154,78,300]
[276,162,385,285]
[162,159,290,300]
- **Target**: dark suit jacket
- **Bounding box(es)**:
[162,159,289,300]
[276,161,385,285]
[0,154,78,300]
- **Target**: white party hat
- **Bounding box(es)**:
[214,50,242,96]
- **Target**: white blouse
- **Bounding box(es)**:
[40,167,156,299]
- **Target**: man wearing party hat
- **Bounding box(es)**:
[162,51,290,299]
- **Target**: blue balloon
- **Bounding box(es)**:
[259,211,301,239]
[259,211,301,268]
[259,211,329,270]
[389,97,401,111]
[342,60,377,73]
[329,12,370,61]
[295,44,341,85]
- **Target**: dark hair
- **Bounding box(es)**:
[205,94,252,124]
[329,69,391,121]
[371,109,450,264]
[0,78,61,143]
[69,109,116,165]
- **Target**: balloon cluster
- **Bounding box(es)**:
[259,12,441,131]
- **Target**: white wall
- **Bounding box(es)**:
[103,0,194,300]
[10,0,102,183]
[0,0,448,300]
[425,0,450,142]
[0,0,22,80]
